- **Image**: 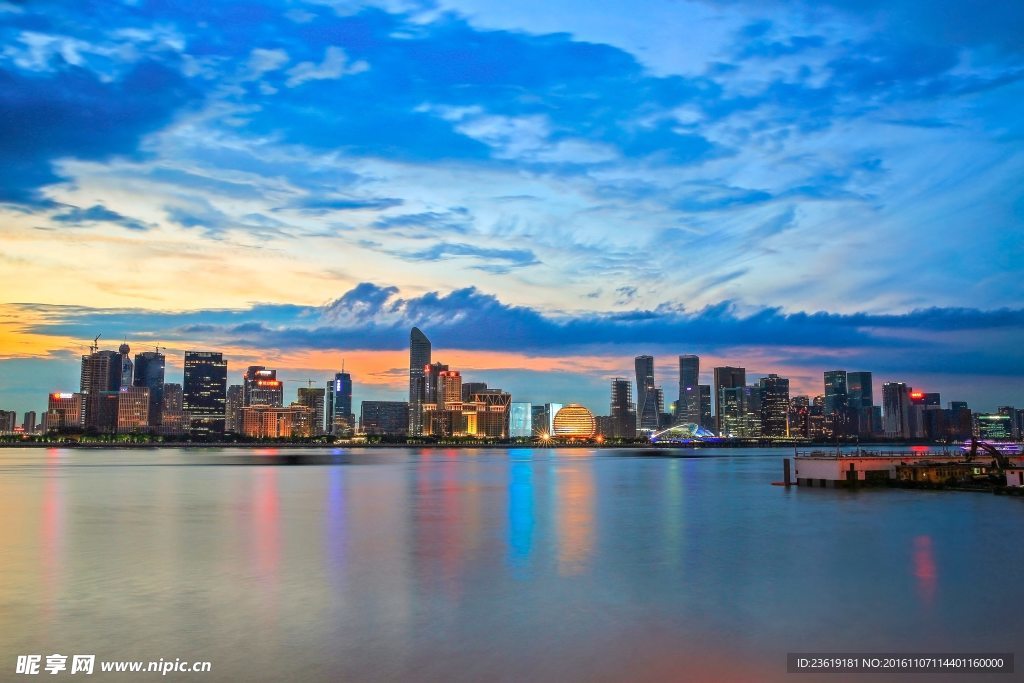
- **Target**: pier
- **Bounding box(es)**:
[784,450,1024,489]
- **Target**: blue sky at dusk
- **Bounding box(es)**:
[1,0,1022,416]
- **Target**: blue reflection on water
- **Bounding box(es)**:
[507,450,536,571]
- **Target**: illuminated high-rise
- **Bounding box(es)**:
[823,370,848,414]
[297,386,326,436]
[117,343,133,387]
[182,351,228,436]
[699,385,712,431]
[45,392,82,432]
[530,403,563,436]
[713,366,745,434]
[758,374,790,438]
[116,385,150,433]
[421,362,448,406]
[440,370,463,405]
[846,371,874,435]
[163,383,182,411]
[327,370,354,436]
[509,402,532,438]
[360,401,409,436]
[609,377,636,438]
[225,384,244,433]
[677,355,700,425]
[882,382,911,438]
[422,367,464,437]
[243,366,283,407]
[461,382,487,401]
[408,327,431,436]
[789,395,810,438]
[133,349,165,426]
[161,382,186,434]
[635,355,659,432]
[80,349,123,430]
[470,389,512,438]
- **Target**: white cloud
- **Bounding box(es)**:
[285,46,369,87]
[246,48,290,79]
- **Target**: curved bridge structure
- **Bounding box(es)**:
[649,423,719,443]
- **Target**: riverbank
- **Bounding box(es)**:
[0,439,964,450]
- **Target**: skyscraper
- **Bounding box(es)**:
[758,374,790,438]
[422,362,448,407]
[635,355,659,432]
[789,395,810,439]
[461,382,488,402]
[699,385,712,431]
[439,370,463,405]
[243,366,283,407]
[360,401,409,436]
[45,392,83,431]
[530,403,563,436]
[225,384,244,433]
[846,371,874,435]
[80,349,122,430]
[409,327,431,436]
[328,370,354,436]
[509,402,532,438]
[718,386,744,437]
[469,389,512,438]
[531,404,547,436]
[609,377,637,439]
[421,366,461,437]
[713,366,746,434]
[677,355,700,425]
[163,383,183,411]
[882,382,911,438]
[823,370,848,415]
[297,386,326,436]
[117,342,133,387]
[133,349,166,426]
[116,385,150,433]
[183,351,228,436]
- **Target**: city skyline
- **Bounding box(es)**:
[1,1,1022,417]
[3,326,1019,431]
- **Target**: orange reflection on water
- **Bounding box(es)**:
[913,535,937,605]
[555,462,595,576]
[40,456,65,622]
[252,468,280,587]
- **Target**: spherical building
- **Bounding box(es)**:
[552,404,596,439]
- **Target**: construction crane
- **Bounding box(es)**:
[90,334,101,354]
[283,377,322,389]
[965,437,1013,473]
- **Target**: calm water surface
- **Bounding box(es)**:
[0,447,1020,682]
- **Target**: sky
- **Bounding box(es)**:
[1,0,1022,418]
